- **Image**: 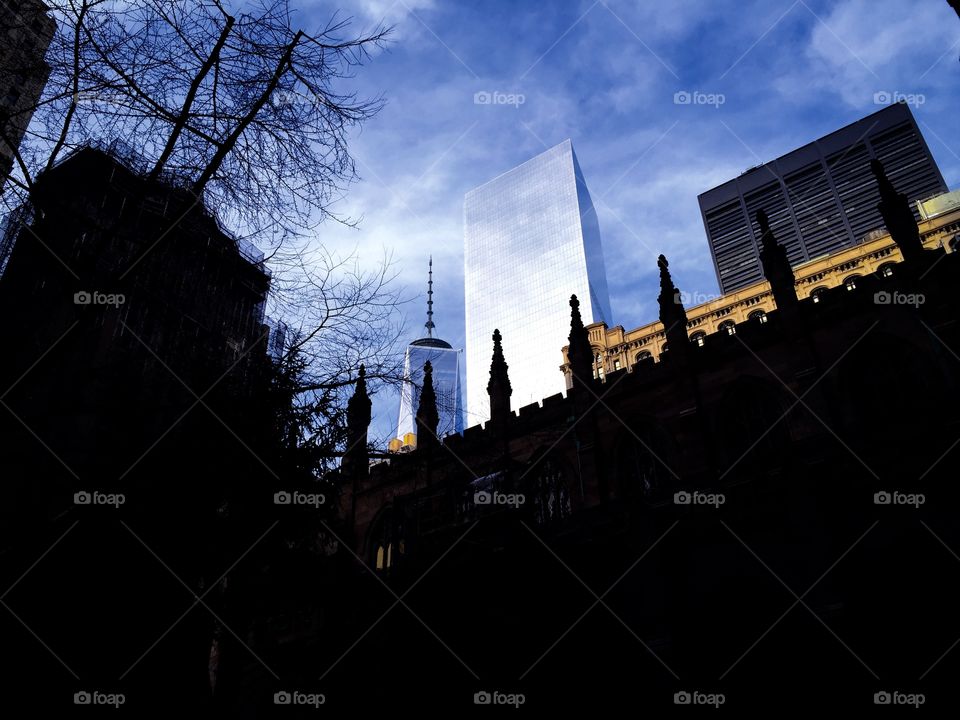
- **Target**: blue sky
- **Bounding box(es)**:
[290,0,960,442]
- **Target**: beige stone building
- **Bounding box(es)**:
[562,189,960,383]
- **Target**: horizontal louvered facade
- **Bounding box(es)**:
[699,103,947,294]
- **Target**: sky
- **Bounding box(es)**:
[289,0,960,443]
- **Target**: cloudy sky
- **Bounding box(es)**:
[290,0,960,442]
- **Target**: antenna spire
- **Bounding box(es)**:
[425,256,435,338]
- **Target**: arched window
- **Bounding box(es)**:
[635,350,652,364]
[375,542,394,569]
[718,320,736,336]
[592,351,604,380]
[810,286,828,303]
[748,309,768,324]
[690,331,706,347]
[614,422,676,502]
[368,507,401,573]
[531,458,571,525]
[878,263,895,278]
[843,275,860,291]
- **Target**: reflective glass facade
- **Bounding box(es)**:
[464,139,612,424]
[699,103,947,294]
[396,340,463,442]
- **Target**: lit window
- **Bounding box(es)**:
[613,358,621,371]
[719,320,736,336]
[749,310,767,324]
[636,350,652,363]
[879,264,894,278]
[375,546,384,570]
[690,331,706,346]
[593,352,604,380]
[810,287,828,303]
[844,275,860,291]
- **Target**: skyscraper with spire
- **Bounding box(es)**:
[390,258,463,451]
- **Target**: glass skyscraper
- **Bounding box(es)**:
[393,259,463,448]
[464,139,612,425]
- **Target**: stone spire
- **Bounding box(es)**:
[871,159,923,262]
[487,329,512,428]
[756,209,798,313]
[656,255,690,361]
[567,294,595,389]
[343,364,371,483]
[415,360,439,450]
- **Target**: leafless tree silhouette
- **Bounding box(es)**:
[2,0,409,453]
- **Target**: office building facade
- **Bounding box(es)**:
[0,0,56,190]
[464,139,611,423]
[563,187,960,377]
[699,103,946,294]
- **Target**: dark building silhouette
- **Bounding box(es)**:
[2,147,960,712]
[330,161,960,711]
[0,0,55,191]
[700,103,947,293]
[0,145,282,712]
[0,145,271,501]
